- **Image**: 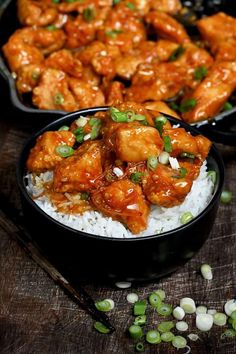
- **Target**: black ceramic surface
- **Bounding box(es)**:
[16,107,225,283]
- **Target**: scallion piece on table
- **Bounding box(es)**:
[147,156,158,170]
[133,315,146,326]
[149,293,162,308]
[180,211,193,225]
[196,306,207,315]
[128,325,143,339]
[223,102,233,111]
[213,312,227,326]
[173,306,185,320]
[196,314,213,331]
[163,136,172,153]
[127,293,139,304]
[161,332,175,342]
[146,330,161,344]
[94,321,110,334]
[175,321,188,332]
[95,299,113,312]
[221,329,236,339]
[231,310,236,320]
[220,190,232,204]
[134,300,147,316]
[156,303,172,316]
[154,289,166,301]
[224,299,236,316]
[157,321,174,333]
[55,145,74,158]
[180,297,196,314]
[135,342,145,352]
[172,335,187,349]
[200,263,213,280]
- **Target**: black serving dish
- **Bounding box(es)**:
[1,0,236,143]
[16,107,224,283]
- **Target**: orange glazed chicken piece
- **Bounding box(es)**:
[143,163,196,208]
[53,141,103,193]
[17,0,59,27]
[91,179,150,234]
[114,124,164,162]
[150,0,182,14]
[27,131,76,172]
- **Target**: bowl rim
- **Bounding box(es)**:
[16,106,225,242]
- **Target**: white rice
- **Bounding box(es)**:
[25,161,214,238]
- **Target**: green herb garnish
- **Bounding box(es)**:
[179,98,197,113]
[194,66,208,80]
[163,136,172,153]
[83,7,95,22]
[168,46,185,61]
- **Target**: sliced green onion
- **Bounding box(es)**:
[230,310,236,320]
[180,211,193,225]
[147,156,158,170]
[146,330,161,344]
[128,325,143,339]
[196,306,207,315]
[168,102,179,111]
[154,116,167,135]
[135,342,145,352]
[232,320,236,331]
[75,116,88,127]
[221,329,236,339]
[55,145,74,157]
[113,0,120,4]
[159,151,169,165]
[207,170,217,184]
[154,289,166,301]
[196,314,213,331]
[105,29,123,38]
[224,299,236,316]
[194,66,208,80]
[177,167,187,178]
[179,98,197,113]
[134,300,147,316]
[161,332,175,342]
[208,309,216,315]
[163,135,172,153]
[95,299,112,312]
[58,125,69,131]
[46,25,57,31]
[54,92,64,105]
[133,315,147,326]
[180,152,195,159]
[172,335,187,349]
[127,293,139,304]
[94,321,110,334]
[156,303,172,316]
[168,46,185,61]
[52,0,60,3]
[83,7,95,22]
[223,102,233,111]
[220,190,232,204]
[149,293,162,308]
[180,297,196,314]
[188,333,200,341]
[130,172,143,184]
[175,321,188,332]
[200,263,213,280]
[213,312,227,326]
[80,192,89,201]
[173,306,185,320]
[90,119,102,139]
[110,107,128,122]
[157,321,174,333]
[115,281,131,288]
[126,2,136,10]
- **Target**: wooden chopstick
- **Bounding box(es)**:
[0,194,115,333]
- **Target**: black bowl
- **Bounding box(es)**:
[16,107,224,283]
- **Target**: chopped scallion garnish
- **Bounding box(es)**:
[194,66,208,80]
[105,29,123,38]
[135,342,145,352]
[55,145,74,157]
[180,211,193,224]
[157,321,174,333]
[46,25,57,31]
[161,332,175,342]
[83,7,95,22]
[200,263,213,280]
[223,102,233,111]
[156,303,172,316]
[168,46,185,61]
[207,170,217,184]
[129,325,143,339]
[154,116,167,135]
[95,299,113,312]
[54,92,64,105]
[146,330,161,344]
[180,152,195,159]
[134,300,147,316]
[220,189,232,204]
[163,136,172,153]
[149,293,162,308]
[126,2,136,9]
[172,335,187,349]
[130,172,143,184]
[58,125,69,131]
[179,98,197,113]
[147,156,158,170]
[133,315,147,326]
[94,321,110,334]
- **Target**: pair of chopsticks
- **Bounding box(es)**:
[0,194,115,333]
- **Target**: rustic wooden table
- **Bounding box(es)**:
[0,79,235,354]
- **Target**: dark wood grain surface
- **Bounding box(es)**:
[0,78,236,354]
